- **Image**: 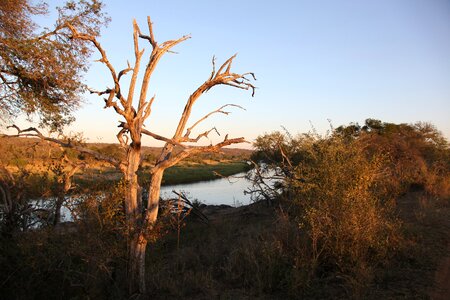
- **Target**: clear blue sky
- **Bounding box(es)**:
[29,0,450,147]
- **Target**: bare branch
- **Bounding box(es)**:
[141,128,185,147]
[67,23,127,109]
[116,127,129,148]
[103,90,126,116]
[183,104,245,139]
[127,20,145,108]
[172,55,256,141]
[88,88,111,96]
[89,88,126,116]
[136,19,190,120]
[216,53,237,76]
[137,35,190,109]
[136,16,157,48]
[142,95,156,122]
[209,56,216,80]
[2,126,121,169]
[181,127,220,143]
[159,137,247,170]
[118,61,133,82]
[243,72,257,81]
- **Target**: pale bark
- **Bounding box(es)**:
[128,232,148,294]
[2,16,255,296]
[147,168,164,226]
[123,143,142,224]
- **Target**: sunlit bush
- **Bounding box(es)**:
[250,119,449,296]
[290,134,401,294]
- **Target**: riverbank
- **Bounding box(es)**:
[154,161,251,185]
[0,137,253,194]
[73,160,251,191]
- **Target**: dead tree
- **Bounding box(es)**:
[51,154,87,225]
[2,17,255,295]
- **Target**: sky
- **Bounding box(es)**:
[18,0,450,147]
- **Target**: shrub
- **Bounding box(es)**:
[290,134,401,295]
[250,126,414,296]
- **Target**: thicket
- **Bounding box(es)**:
[244,119,449,297]
[0,119,449,299]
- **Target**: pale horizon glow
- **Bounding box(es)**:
[9,0,450,148]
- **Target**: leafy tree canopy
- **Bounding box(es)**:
[0,0,108,131]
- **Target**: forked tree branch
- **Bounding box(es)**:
[137,16,157,48]
[89,88,126,116]
[182,104,245,141]
[126,20,145,109]
[141,128,185,148]
[181,127,220,143]
[66,23,128,109]
[173,55,255,142]
[118,61,133,82]
[135,16,190,119]
[158,136,248,170]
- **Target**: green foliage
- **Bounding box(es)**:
[290,134,401,294]
[0,0,109,130]
[1,119,448,298]
[337,119,450,198]
[248,119,449,296]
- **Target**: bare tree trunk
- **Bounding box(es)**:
[124,143,142,223]
[126,167,165,295]
[147,168,164,225]
[53,194,64,225]
[53,160,83,226]
[128,231,148,295]
[124,142,147,295]
[9,16,255,297]
[127,168,164,294]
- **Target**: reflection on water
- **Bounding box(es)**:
[26,171,254,227]
[161,172,252,206]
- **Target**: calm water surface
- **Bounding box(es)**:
[161,172,252,206]
[30,171,254,226]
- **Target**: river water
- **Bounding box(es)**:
[161,172,252,206]
[29,171,255,226]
